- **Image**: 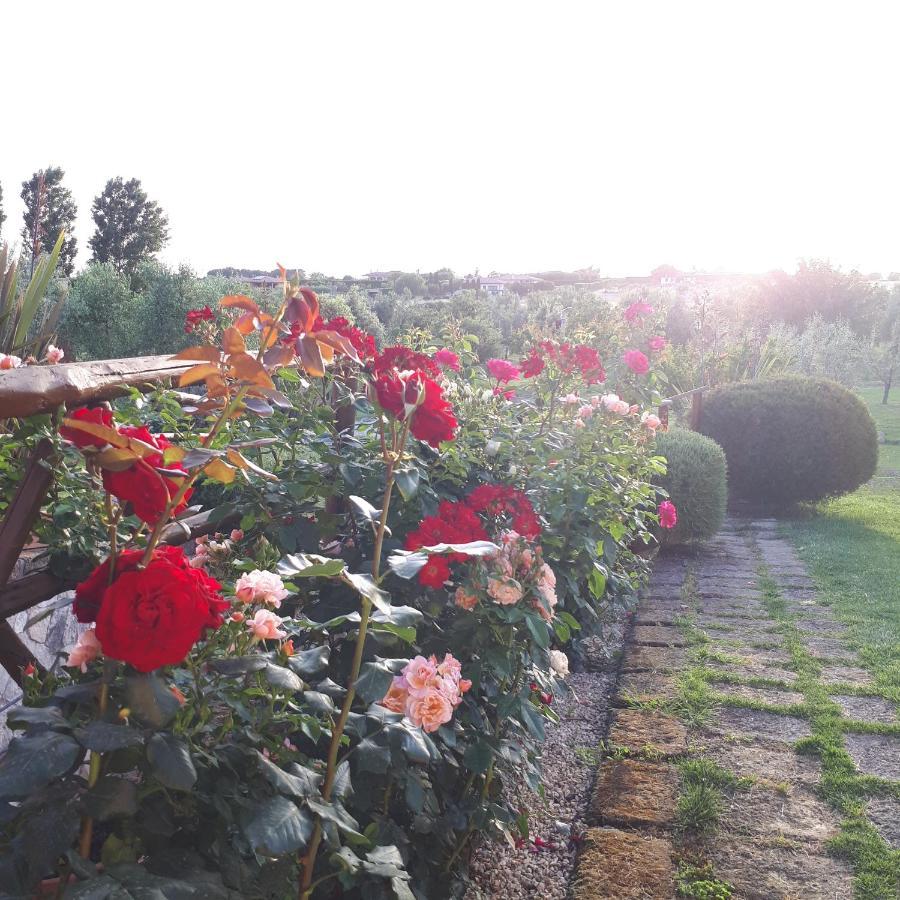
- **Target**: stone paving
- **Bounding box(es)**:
[574,518,899,899]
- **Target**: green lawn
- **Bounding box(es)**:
[790,491,900,691]
[858,384,900,479]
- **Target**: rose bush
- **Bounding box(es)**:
[0,276,676,898]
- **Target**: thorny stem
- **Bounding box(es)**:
[299,420,408,898]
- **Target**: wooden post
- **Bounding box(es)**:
[690,391,704,430]
[0,439,57,683]
[658,400,671,431]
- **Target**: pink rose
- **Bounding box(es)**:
[623,349,650,374]
[403,655,438,694]
[246,609,287,640]
[562,393,580,406]
[624,300,654,323]
[235,570,289,608]
[434,348,460,371]
[0,354,23,370]
[66,628,102,672]
[648,336,667,352]
[641,412,661,431]
[230,529,244,542]
[45,345,64,364]
[658,500,678,529]
[578,404,594,420]
[407,689,454,733]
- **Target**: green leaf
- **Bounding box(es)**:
[147,733,196,791]
[277,553,346,579]
[208,656,268,676]
[356,738,391,774]
[394,468,420,501]
[303,690,336,716]
[286,645,330,679]
[526,614,551,649]
[0,730,81,799]
[306,797,366,842]
[588,566,607,599]
[6,704,69,731]
[12,230,64,350]
[76,721,144,752]
[388,541,499,579]
[355,659,400,704]
[264,663,304,693]
[125,674,180,729]
[256,752,322,798]
[518,699,546,741]
[343,571,392,615]
[82,776,138,821]
[463,740,493,774]
[348,495,389,535]
[244,795,315,856]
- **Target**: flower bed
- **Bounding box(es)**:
[0,282,674,897]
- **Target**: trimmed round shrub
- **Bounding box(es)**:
[698,376,877,505]
[655,428,728,545]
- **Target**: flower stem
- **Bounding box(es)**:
[77,679,109,859]
[299,422,405,897]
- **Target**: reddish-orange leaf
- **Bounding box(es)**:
[203,457,238,484]
[230,353,276,389]
[172,345,220,363]
[315,329,362,364]
[179,363,221,387]
[222,326,246,355]
[220,295,260,315]
[297,335,325,377]
[234,312,259,335]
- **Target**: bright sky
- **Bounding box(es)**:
[2,1,899,278]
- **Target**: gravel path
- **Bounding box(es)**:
[464,638,623,900]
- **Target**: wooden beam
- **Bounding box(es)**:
[0,355,207,419]
[0,571,76,619]
[0,621,36,686]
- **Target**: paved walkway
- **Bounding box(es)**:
[574,517,899,899]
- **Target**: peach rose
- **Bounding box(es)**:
[454,587,478,610]
[45,345,64,364]
[66,628,102,672]
[488,577,523,605]
[407,689,454,733]
[380,678,409,713]
[404,655,438,694]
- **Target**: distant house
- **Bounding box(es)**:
[479,274,547,295]
[243,275,282,288]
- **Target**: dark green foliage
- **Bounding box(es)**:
[89,177,169,279]
[0,181,5,234]
[699,377,878,504]
[655,428,727,545]
[20,167,78,276]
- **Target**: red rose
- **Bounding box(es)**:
[375,371,457,448]
[95,547,227,672]
[485,358,520,384]
[59,407,115,449]
[373,346,440,378]
[418,556,451,588]
[520,349,545,378]
[102,426,192,524]
[74,547,144,623]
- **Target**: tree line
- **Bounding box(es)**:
[0,167,168,279]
